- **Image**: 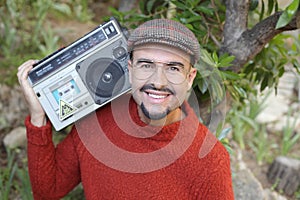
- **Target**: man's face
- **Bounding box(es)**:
[128,44,197,125]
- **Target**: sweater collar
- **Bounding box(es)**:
[116,97,199,141]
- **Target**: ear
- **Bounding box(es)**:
[128,59,133,84]
[187,67,197,90]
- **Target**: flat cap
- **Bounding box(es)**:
[127,18,200,64]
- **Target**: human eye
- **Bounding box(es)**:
[136,59,155,70]
[140,63,153,69]
[166,64,184,74]
[169,66,181,72]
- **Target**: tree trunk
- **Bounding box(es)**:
[267,156,300,196]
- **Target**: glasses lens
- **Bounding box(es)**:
[165,67,186,84]
[132,61,188,84]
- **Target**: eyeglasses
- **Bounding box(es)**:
[132,59,190,84]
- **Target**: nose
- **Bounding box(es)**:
[148,65,168,88]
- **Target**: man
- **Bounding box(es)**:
[17,18,234,199]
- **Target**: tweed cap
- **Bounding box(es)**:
[127,18,200,64]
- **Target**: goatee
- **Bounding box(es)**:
[140,103,170,120]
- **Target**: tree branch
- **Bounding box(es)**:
[220,10,300,72]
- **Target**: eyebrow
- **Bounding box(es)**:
[136,58,153,64]
[135,58,185,67]
[167,61,184,67]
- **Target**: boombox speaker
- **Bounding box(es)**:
[76,39,129,105]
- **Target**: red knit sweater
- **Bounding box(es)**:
[25,95,234,200]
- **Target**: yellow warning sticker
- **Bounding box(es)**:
[59,99,77,121]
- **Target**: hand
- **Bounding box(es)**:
[17,60,47,127]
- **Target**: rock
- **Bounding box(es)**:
[233,169,265,200]
[0,84,28,131]
[256,69,299,125]
[264,188,287,200]
[3,127,27,149]
[267,115,300,134]
[256,92,289,124]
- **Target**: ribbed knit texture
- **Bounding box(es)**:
[25,95,233,200]
[127,19,200,64]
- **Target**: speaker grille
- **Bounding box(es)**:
[85,58,125,98]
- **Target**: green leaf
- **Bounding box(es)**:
[197,78,209,93]
[185,23,194,30]
[292,59,300,73]
[200,49,215,66]
[237,113,259,132]
[276,11,291,29]
[218,127,232,140]
[146,0,156,13]
[172,1,187,10]
[286,0,300,17]
[267,0,274,14]
[221,70,241,80]
[276,0,299,29]
[139,0,146,13]
[260,76,268,91]
[196,6,214,16]
[259,0,265,21]
[185,15,202,23]
[198,70,213,78]
[218,55,235,68]
[210,79,225,103]
[212,51,219,63]
[52,3,71,16]
[233,84,247,99]
[249,0,259,11]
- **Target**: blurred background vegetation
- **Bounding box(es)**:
[0,0,300,199]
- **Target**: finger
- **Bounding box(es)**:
[17,69,30,87]
[17,60,33,78]
[17,60,36,84]
[17,60,35,71]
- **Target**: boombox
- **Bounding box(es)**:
[28,18,131,131]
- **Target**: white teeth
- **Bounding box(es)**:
[148,93,167,99]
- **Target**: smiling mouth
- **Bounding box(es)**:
[140,85,174,100]
[147,92,168,99]
[144,89,171,99]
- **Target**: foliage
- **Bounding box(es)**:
[280,109,300,155]
[0,148,85,200]
[226,92,267,149]
[0,149,17,199]
[193,49,237,106]
[244,33,300,93]
[215,125,233,155]
[0,0,94,85]
[0,149,32,200]
[248,125,276,165]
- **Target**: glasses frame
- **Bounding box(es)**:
[131,58,192,85]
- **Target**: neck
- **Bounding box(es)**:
[137,106,186,126]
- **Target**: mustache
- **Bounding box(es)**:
[140,84,175,95]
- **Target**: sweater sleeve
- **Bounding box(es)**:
[25,116,81,199]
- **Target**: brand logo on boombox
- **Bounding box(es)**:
[28,18,131,131]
